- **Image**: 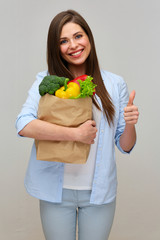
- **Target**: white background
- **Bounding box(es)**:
[0,0,160,239]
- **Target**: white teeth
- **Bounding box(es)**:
[71,50,82,56]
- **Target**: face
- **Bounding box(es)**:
[59,22,91,70]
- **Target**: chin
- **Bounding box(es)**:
[70,58,87,66]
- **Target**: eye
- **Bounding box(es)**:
[75,34,83,39]
[60,39,67,45]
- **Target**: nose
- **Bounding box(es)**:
[69,39,78,49]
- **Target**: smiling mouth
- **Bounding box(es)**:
[69,49,83,56]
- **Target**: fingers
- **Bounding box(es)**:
[86,120,96,127]
[124,89,139,124]
[86,120,97,132]
[88,132,97,144]
[128,90,136,106]
[124,115,139,124]
[124,105,139,124]
[77,120,97,144]
[91,120,96,127]
[124,105,138,113]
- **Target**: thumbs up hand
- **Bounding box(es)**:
[124,90,139,125]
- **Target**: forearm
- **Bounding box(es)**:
[18,119,97,144]
[119,124,136,152]
[19,119,77,141]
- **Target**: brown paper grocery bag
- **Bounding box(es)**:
[35,94,92,164]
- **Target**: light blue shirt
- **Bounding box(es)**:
[15,70,133,205]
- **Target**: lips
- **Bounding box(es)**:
[69,49,84,56]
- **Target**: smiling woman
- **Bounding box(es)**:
[15,9,139,240]
[59,22,91,76]
[47,10,115,126]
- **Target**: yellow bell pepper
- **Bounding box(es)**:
[55,82,80,99]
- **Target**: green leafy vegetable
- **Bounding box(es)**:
[70,76,96,99]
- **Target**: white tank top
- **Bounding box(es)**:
[63,103,101,190]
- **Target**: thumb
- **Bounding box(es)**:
[127,90,136,106]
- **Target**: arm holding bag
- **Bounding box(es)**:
[35,94,92,164]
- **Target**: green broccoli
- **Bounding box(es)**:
[39,75,69,96]
[48,83,60,95]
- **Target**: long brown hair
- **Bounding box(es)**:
[47,9,115,126]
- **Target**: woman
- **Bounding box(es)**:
[16,10,139,240]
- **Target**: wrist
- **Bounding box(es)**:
[67,127,79,142]
[125,123,135,131]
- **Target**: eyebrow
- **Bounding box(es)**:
[60,31,83,40]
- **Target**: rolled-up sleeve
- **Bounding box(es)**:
[114,78,134,154]
[15,71,47,136]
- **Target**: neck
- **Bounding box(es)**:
[68,63,86,78]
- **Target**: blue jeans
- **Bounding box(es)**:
[40,189,116,240]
